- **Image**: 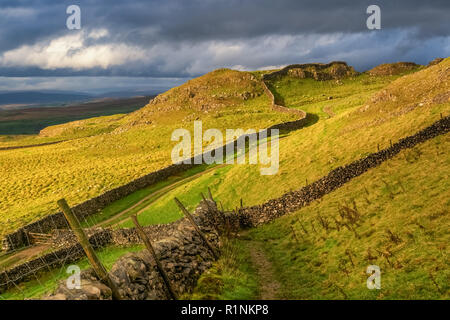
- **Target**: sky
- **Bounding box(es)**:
[0,0,449,94]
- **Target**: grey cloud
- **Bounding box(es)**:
[0,0,448,83]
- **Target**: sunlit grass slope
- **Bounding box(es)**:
[188,59,449,300]
[204,134,449,299]
[84,60,448,236]
[210,58,449,210]
[0,69,295,236]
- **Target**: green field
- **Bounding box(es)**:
[186,60,449,300]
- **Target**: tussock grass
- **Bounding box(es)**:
[187,238,258,300]
[195,134,449,299]
[238,135,449,299]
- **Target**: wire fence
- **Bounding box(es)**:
[0,207,108,300]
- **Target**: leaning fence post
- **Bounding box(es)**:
[57,198,122,300]
[201,193,214,211]
[207,187,215,203]
[174,198,219,260]
[131,215,178,300]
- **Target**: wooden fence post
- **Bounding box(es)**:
[174,198,219,260]
[131,215,178,300]
[207,187,215,203]
[57,198,122,300]
[201,193,214,211]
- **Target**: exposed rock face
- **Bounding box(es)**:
[263,62,358,81]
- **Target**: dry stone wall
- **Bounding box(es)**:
[2,70,308,253]
[0,228,111,294]
[39,115,450,300]
[262,61,358,81]
[239,116,450,227]
[0,141,63,151]
[1,199,239,296]
[42,200,240,300]
[3,65,448,300]
[260,76,306,119]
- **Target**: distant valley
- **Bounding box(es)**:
[0,95,155,134]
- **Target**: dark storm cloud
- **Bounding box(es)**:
[0,0,449,81]
[6,0,445,42]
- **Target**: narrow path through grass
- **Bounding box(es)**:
[246,240,281,300]
[98,164,226,228]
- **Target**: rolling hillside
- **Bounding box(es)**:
[0,69,295,237]
[187,58,449,300]
[0,58,448,300]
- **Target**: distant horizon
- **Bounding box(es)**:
[1,0,449,93]
[0,76,188,96]
[0,56,445,95]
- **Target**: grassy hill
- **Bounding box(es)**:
[0,58,448,300]
[187,58,449,300]
[0,69,295,237]
[205,58,449,210]
[191,133,449,300]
